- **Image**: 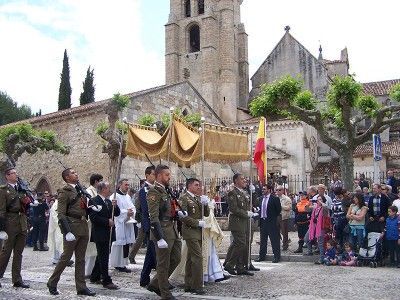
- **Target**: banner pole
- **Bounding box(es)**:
[200,116,205,287]
[248,126,254,267]
[263,117,268,184]
[167,107,174,166]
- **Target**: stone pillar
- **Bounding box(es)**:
[165,21,180,84]
[237,23,249,108]
[200,11,218,109]
[218,0,237,124]
[169,0,182,18]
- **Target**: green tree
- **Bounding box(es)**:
[95,93,130,186]
[58,49,72,110]
[0,91,33,125]
[79,66,95,105]
[137,109,202,134]
[249,75,400,189]
[137,114,156,127]
[0,123,69,178]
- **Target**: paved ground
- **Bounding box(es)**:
[0,232,399,299]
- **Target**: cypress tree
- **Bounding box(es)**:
[79,66,95,105]
[58,49,72,110]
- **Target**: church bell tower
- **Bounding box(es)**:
[165,0,249,125]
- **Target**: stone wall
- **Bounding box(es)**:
[13,81,230,193]
[15,103,110,193]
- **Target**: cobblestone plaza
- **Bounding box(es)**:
[0,232,398,300]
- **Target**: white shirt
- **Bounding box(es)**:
[261,194,270,218]
[112,192,135,245]
[187,191,196,198]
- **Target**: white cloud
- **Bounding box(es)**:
[0,0,164,114]
[0,0,399,115]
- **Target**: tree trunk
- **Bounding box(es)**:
[339,150,354,190]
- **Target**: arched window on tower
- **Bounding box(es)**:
[185,0,191,17]
[198,0,205,14]
[189,24,200,52]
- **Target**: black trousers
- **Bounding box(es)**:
[91,241,112,285]
[31,217,46,246]
[386,240,400,265]
[140,237,156,286]
[333,216,349,250]
[259,218,280,260]
[297,223,309,241]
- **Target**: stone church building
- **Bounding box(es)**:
[6,0,400,193]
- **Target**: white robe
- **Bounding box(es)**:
[170,200,224,283]
[85,185,98,276]
[109,192,136,268]
[47,200,64,263]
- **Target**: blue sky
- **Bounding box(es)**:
[0,0,399,114]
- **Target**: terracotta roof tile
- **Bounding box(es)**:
[353,141,400,158]
[362,79,400,96]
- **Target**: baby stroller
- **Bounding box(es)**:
[357,232,383,268]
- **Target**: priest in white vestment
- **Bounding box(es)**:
[47,199,64,264]
[109,179,135,272]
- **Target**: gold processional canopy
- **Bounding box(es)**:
[125,115,249,167]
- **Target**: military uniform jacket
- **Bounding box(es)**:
[179,191,209,241]
[227,187,250,232]
[147,182,178,241]
[0,184,27,233]
[57,184,88,237]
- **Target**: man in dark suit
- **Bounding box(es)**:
[367,183,390,233]
[256,184,282,263]
[138,166,157,287]
[89,181,120,290]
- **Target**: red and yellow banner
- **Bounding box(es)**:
[253,117,267,183]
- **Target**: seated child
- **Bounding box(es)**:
[322,240,337,266]
[339,243,357,266]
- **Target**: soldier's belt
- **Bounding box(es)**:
[67,213,86,221]
[6,211,23,216]
[160,217,174,222]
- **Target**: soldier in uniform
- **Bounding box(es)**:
[178,178,210,295]
[47,168,95,296]
[0,167,30,288]
[224,173,256,276]
[146,165,181,300]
